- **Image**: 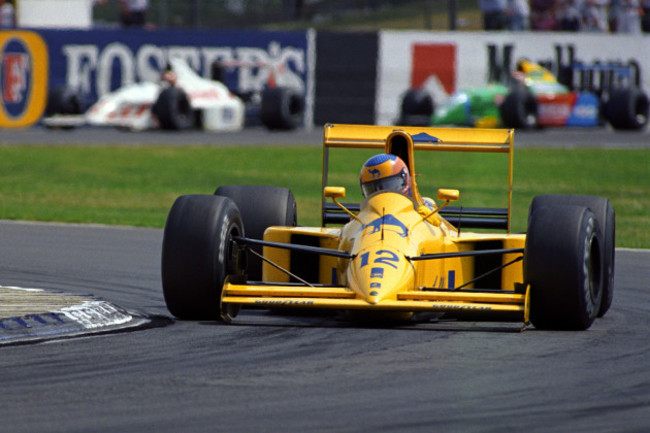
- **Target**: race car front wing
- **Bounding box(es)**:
[222,236,530,324]
[220,280,530,321]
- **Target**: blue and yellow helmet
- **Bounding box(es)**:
[359,154,411,198]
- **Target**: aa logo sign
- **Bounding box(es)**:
[0,31,48,128]
[410,43,456,96]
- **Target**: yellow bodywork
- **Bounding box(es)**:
[221,124,529,322]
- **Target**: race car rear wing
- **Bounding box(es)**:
[321,124,515,232]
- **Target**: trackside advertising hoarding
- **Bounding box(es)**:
[0,29,314,128]
[376,31,650,125]
[2,28,648,129]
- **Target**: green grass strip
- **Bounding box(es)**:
[0,145,647,248]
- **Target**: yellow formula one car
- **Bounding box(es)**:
[161,124,615,330]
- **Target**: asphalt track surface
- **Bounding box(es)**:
[0,126,649,432]
[1,221,649,433]
[1,124,650,148]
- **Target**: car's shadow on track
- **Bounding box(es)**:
[194,310,528,334]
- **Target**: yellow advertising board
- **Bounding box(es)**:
[0,31,49,128]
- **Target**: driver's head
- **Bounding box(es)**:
[360,154,411,198]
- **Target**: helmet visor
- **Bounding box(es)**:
[361,172,408,197]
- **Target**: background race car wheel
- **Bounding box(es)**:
[524,204,603,330]
[162,195,243,320]
[152,86,196,130]
[215,185,297,281]
[398,88,435,126]
[46,86,83,116]
[499,86,538,129]
[529,195,615,318]
[604,88,649,130]
[45,86,83,129]
[260,87,304,130]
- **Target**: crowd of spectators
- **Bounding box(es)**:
[95,0,149,27]
[0,0,14,27]
[1,0,647,32]
[480,0,650,33]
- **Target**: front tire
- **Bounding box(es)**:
[525,204,603,330]
[398,88,435,126]
[161,195,243,320]
[44,86,83,130]
[45,86,82,117]
[529,195,615,317]
[215,185,297,281]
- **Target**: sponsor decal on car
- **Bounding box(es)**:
[432,303,492,311]
[370,267,384,279]
[254,299,315,306]
[363,215,409,238]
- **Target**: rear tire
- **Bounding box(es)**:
[525,204,603,330]
[500,86,538,129]
[161,195,243,320]
[215,185,297,281]
[260,87,303,130]
[152,86,195,130]
[604,88,649,130]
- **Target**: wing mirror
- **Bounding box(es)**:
[417,188,460,226]
[324,186,346,199]
[324,186,361,223]
[437,189,459,202]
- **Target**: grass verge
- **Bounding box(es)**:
[0,145,647,248]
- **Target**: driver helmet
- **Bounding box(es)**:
[360,154,411,198]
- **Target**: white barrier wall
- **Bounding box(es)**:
[376,31,650,125]
[17,0,94,28]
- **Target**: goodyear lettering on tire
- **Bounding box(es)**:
[0,31,49,128]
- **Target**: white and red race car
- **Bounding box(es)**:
[44,57,303,131]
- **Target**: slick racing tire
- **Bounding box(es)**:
[45,86,82,117]
[215,185,297,281]
[45,86,83,129]
[260,87,303,130]
[162,195,244,320]
[524,204,603,330]
[604,88,649,130]
[152,86,196,130]
[529,195,615,318]
[500,86,538,129]
[398,88,435,126]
